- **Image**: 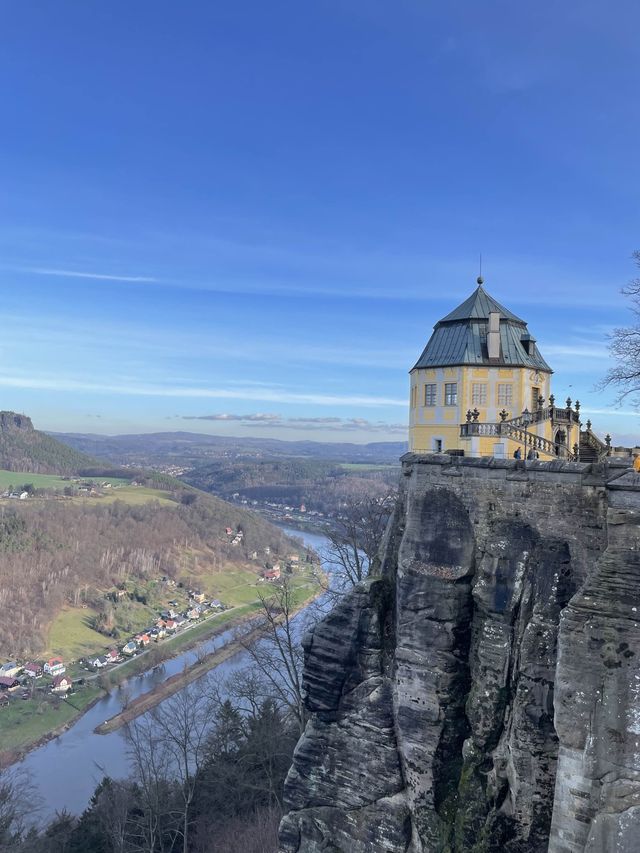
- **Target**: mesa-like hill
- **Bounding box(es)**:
[0,411,103,474]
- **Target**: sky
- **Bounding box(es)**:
[1,1,639,444]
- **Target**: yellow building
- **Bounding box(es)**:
[409,278,581,459]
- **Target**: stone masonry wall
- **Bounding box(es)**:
[279,455,640,853]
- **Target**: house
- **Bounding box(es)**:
[165,619,176,632]
[187,608,201,621]
[190,591,206,604]
[288,554,300,564]
[44,657,65,677]
[0,677,20,691]
[225,527,233,535]
[19,491,29,500]
[51,674,72,693]
[210,600,223,609]
[174,615,187,628]
[107,649,120,664]
[161,609,178,620]
[89,656,106,669]
[0,662,22,678]
[262,565,281,582]
[24,662,43,678]
[136,634,150,647]
[122,641,137,656]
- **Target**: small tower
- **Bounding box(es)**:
[409,279,578,458]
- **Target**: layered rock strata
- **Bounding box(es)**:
[279,456,640,853]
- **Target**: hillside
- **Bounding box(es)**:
[0,486,293,658]
[0,412,102,474]
[51,429,407,466]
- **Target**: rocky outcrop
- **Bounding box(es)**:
[0,410,98,474]
[280,456,640,853]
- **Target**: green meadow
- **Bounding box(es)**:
[0,469,129,491]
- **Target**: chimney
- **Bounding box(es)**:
[487,312,500,359]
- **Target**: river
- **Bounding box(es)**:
[21,526,330,819]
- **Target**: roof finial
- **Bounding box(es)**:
[477,253,483,286]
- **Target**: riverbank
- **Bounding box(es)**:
[95,577,323,734]
[0,685,105,768]
[0,571,323,765]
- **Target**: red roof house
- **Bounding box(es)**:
[44,657,65,676]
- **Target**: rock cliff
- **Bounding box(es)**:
[279,455,640,853]
[0,410,99,474]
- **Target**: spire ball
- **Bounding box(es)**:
[477,275,484,285]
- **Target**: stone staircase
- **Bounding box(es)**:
[579,422,610,462]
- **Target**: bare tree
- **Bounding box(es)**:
[0,765,40,849]
[322,492,396,592]
[601,251,640,404]
[125,680,213,853]
[124,714,176,853]
[237,578,306,735]
[91,778,130,853]
[151,683,211,853]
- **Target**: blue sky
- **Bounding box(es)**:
[1,1,639,443]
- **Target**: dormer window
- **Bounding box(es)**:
[521,332,536,356]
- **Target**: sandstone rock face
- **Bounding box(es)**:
[280,457,640,853]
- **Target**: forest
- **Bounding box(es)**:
[0,685,297,853]
[184,457,397,516]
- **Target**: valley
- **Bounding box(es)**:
[0,418,320,764]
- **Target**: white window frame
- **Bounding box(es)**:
[424,383,437,407]
[444,382,458,406]
[497,384,513,406]
[472,383,487,406]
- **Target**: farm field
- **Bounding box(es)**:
[0,468,130,491]
[44,602,158,661]
[74,484,176,506]
[0,471,177,508]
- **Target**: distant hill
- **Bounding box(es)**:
[51,430,408,467]
[0,412,106,475]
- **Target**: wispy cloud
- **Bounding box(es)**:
[543,343,610,359]
[581,407,639,417]
[0,373,406,408]
[21,267,158,283]
[182,412,408,433]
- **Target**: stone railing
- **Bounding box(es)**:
[460,420,575,459]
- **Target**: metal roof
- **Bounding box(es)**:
[412,284,552,372]
[439,284,525,324]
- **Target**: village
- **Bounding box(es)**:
[0,532,304,726]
